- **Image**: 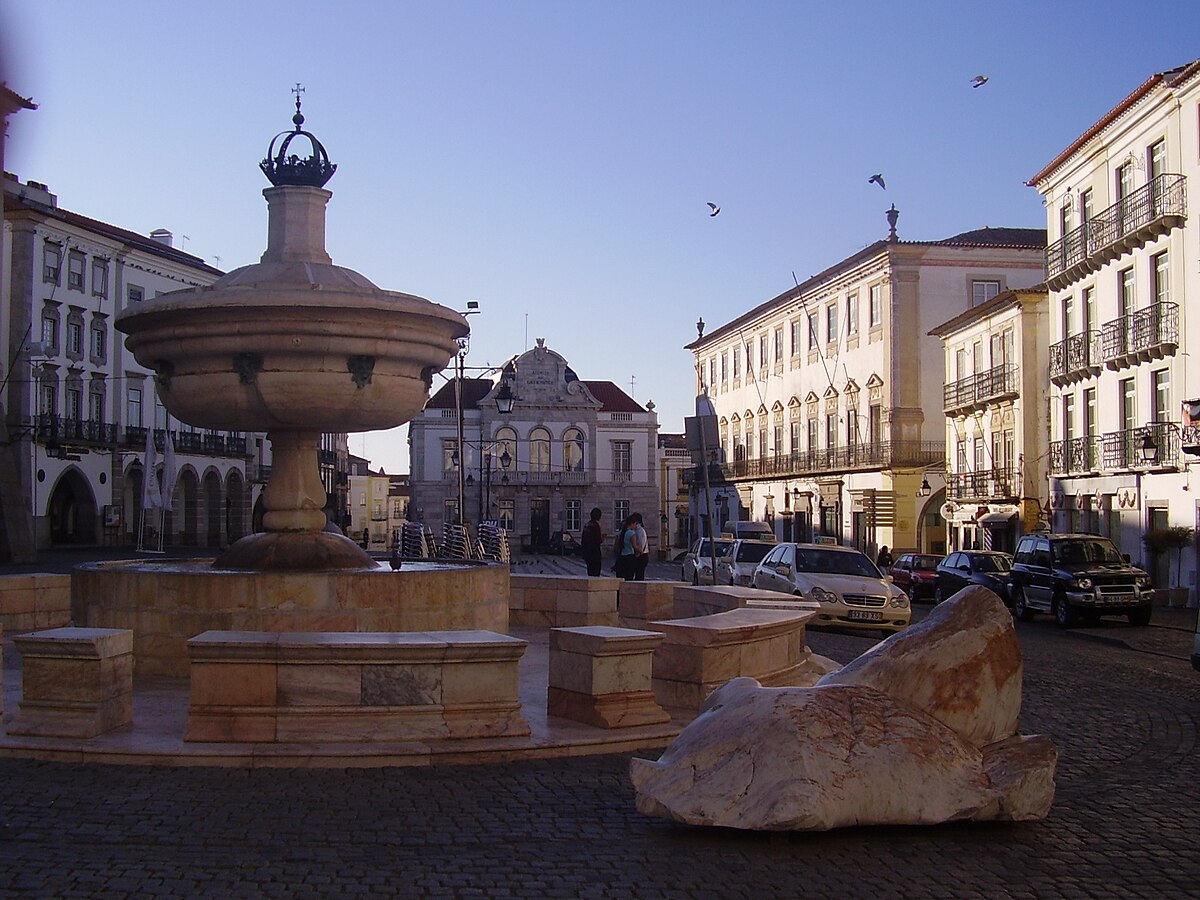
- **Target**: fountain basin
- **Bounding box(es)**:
[71,560,511,677]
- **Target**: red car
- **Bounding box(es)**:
[889,552,945,601]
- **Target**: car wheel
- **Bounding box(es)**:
[905,583,916,602]
[933,585,944,605]
[1053,594,1077,629]
[1128,606,1152,626]
[1012,588,1035,622]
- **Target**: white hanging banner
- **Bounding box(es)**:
[142,429,162,510]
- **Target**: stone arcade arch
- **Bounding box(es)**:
[46,467,97,546]
[202,469,223,548]
[225,470,247,544]
[178,469,200,546]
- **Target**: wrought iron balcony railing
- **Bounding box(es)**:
[1046,173,1187,288]
[34,415,117,446]
[943,364,1018,414]
[947,467,1019,501]
[1100,422,1178,470]
[1049,331,1100,384]
[1099,302,1177,368]
[1048,437,1099,475]
[1183,424,1200,456]
[697,441,945,483]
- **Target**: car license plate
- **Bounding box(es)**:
[846,610,882,622]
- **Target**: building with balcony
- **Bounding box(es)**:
[2,174,263,549]
[929,286,1049,553]
[1027,58,1200,592]
[407,338,659,553]
[685,209,1045,557]
[346,454,390,551]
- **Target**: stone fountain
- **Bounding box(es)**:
[69,97,511,677]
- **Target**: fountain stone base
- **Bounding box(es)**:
[215,531,373,571]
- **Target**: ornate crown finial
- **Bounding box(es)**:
[260,85,336,188]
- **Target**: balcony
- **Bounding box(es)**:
[1046,173,1187,289]
[1099,302,1177,369]
[700,441,945,483]
[1049,332,1101,385]
[943,364,1019,415]
[1183,424,1200,456]
[35,415,117,447]
[1100,422,1179,470]
[175,431,203,452]
[947,468,1019,501]
[1048,437,1099,475]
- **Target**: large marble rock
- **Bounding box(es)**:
[630,678,1057,831]
[818,585,1021,747]
[630,587,1056,831]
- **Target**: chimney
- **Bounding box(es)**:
[149,228,173,247]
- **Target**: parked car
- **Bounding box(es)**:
[681,538,734,585]
[1008,533,1152,628]
[546,531,579,556]
[751,542,910,635]
[933,551,1013,605]
[729,521,777,543]
[889,552,944,601]
[715,539,778,586]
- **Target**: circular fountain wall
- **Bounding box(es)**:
[72,560,511,677]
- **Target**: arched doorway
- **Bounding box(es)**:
[124,464,144,545]
[202,470,223,548]
[47,468,97,545]
[225,470,246,542]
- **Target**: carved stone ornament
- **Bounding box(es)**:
[347,355,375,389]
[232,353,264,385]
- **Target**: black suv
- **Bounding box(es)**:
[1008,533,1152,628]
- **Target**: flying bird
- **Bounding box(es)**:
[971,74,989,88]
[707,202,721,217]
[868,174,886,190]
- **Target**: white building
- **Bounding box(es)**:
[929,286,1049,553]
[346,454,391,551]
[686,211,1045,557]
[1027,57,1200,594]
[407,338,660,553]
[2,175,259,549]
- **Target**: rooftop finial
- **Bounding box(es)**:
[291,82,306,129]
[886,204,900,242]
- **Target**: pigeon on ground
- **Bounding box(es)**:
[707,202,721,217]
[971,75,989,88]
[868,174,886,190]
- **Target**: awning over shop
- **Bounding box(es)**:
[978,511,1018,526]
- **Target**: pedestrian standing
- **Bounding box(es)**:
[580,507,605,577]
[876,545,893,570]
[628,512,649,581]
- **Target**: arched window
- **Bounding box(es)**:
[529,427,551,472]
[563,428,585,471]
[494,427,517,470]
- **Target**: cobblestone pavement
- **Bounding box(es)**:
[1,611,1197,897]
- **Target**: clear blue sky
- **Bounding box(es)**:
[4,2,1198,473]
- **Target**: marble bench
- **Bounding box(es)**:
[649,607,822,711]
[8,627,134,738]
[508,574,619,628]
[672,584,802,619]
[617,581,686,630]
[185,630,530,743]
[548,626,670,728]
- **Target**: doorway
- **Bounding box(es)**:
[530,497,550,548]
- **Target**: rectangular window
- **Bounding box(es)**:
[66,321,83,356]
[1082,286,1095,332]
[91,259,108,299]
[720,352,728,384]
[43,245,61,284]
[1061,295,1074,337]
[565,499,581,533]
[825,414,837,451]
[790,419,800,454]
[790,319,802,355]
[613,441,631,474]
[497,499,514,531]
[1148,139,1166,180]
[846,293,858,335]
[40,382,57,416]
[868,404,882,444]
[614,500,630,530]
[443,439,459,473]
[807,311,818,350]
[127,285,144,305]
[1116,161,1134,200]
[732,346,741,378]
[155,398,169,430]
[758,428,768,459]
[1152,369,1170,423]
[66,388,82,421]
[88,390,104,422]
[1152,251,1170,305]
[759,335,768,368]
[973,437,986,473]
[91,327,106,360]
[444,499,460,526]
[773,327,783,362]
[1083,388,1096,437]
[1120,378,1136,431]
[773,424,783,457]
[807,419,818,453]
[825,304,838,343]
[126,387,143,427]
[971,280,1000,306]
[67,252,85,291]
[708,357,716,390]
[956,440,967,473]
[1118,267,1135,316]
[869,284,883,326]
[1062,394,1075,442]
[1080,188,1094,223]
[41,316,58,351]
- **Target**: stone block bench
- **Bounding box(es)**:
[509,574,619,628]
[185,630,530,743]
[0,573,72,635]
[9,627,133,738]
[649,607,821,711]
[617,581,686,630]
[548,626,670,728]
[672,584,797,619]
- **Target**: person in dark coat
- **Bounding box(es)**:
[876,545,893,570]
[580,507,605,577]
